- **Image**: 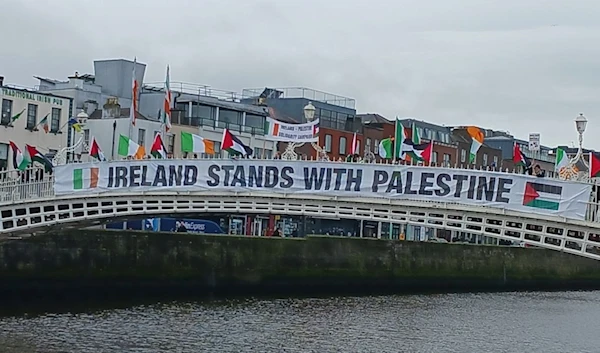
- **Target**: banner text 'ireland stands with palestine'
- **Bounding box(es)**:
[54,160,592,221]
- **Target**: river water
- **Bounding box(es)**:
[0,291,599,352]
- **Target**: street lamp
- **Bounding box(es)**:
[280,102,329,161]
[560,113,590,181]
[575,113,587,151]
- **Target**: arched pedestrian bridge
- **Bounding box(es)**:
[2,159,600,260]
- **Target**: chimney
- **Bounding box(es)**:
[102,97,121,119]
[0,76,4,86]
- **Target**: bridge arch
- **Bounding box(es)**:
[2,191,600,260]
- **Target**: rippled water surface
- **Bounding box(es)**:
[1,291,599,352]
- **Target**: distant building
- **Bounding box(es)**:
[242,87,358,160]
[36,58,276,159]
[78,98,161,161]
[0,79,73,172]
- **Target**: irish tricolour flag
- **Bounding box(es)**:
[522,181,562,211]
[181,132,214,154]
[118,134,145,159]
[73,167,99,190]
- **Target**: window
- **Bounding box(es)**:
[493,156,498,167]
[483,153,488,166]
[50,108,61,132]
[192,104,215,120]
[324,134,332,152]
[245,114,265,130]
[83,129,90,147]
[1,99,13,126]
[138,128,146,146]
[339,136,347,155]
[366,138,372,151]
[443,153,451,167]
[26,104,37,129]
[355,140,361,154]
[432,151,438,165]
[0,142,7,173]
[219,109,242,125]
[374,139,379,152]
[167,134,175,154]
[253,147,272,159]
[460,149,466,163]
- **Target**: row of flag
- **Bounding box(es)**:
[85,128,254,161]
[376,119,436,163]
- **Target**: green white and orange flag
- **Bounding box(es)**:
[467,126,484,163]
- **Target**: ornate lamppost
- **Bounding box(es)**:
[52,111,88,166]
[280,101,329,161]
[561,113,588,181]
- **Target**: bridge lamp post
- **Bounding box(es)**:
[561,113,589,181]
[575,113,587,153]
[280,101,329,161]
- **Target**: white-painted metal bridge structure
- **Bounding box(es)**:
[2,159,600,261]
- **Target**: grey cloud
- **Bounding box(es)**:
[2,0,600,147]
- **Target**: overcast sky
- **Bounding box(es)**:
[2,0,600,148]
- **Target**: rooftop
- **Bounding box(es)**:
[242,87,356,109]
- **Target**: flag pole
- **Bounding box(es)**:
[392,117,398,161]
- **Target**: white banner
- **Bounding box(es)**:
[54,160,593,221]
[264,117,319,142]
[529,133,541,152]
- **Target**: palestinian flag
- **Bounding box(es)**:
[89,136,106,161]
[118,134,145,159]
[513,143,531,168]
[522,181,562,211]
[400,140,433,163]
[378,138,394,159]
[151,133,168,159]
[25,144,53,172]
[590,152,600,178]
[9,141,30,171]
[222,129,252,156]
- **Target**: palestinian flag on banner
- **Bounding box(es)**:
[522,181,562,211]
[25,144,53,172]
[151,133,168,159]
[590,152,600,178]
[89,136,106,161]
[513,143,531,168]
[222,129,252,156]
[400,140,433,163]
[9,141,30,171]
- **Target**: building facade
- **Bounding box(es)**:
[242,87,358,160]
[0,82,72,172]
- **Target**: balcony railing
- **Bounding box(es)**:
[171,115,265,136]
